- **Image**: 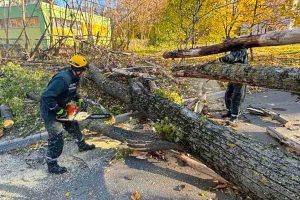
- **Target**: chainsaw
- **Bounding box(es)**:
[56,104,112,122]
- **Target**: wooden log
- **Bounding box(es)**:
[163,27,300,59]
[89,64,300,200]
[266,127,300,155]
[112,68,156,79]
[271,114,292,128]
[88,66,131,104]
[247,106,292,128]
[169,150,228,184]
[172,63,300,94]
[144,61,181,84]
[0,104,14,129]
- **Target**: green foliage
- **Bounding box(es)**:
[154,88,183,105]
[129,0,298,51]
[148,0,224,48]
[113,148,132,160]
[154,117,184,143]
[0,62,50,131]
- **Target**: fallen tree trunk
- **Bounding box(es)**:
[112,68,156,79]
[172,63,300,94]
[88,68,131,104]
[163,27,300,59]
[89,65,300,200]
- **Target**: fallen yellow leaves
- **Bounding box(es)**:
[131,191,141,200]
[3,119,14,129]
[86,137,121,149]
[65,191,71,198]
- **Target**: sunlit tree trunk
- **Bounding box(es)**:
[22,0,29,51]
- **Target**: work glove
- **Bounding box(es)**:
[75,98,84,107]
[56,108,68,118]
[75,98,88,110]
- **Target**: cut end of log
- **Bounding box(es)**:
[283,121,292,129]
[3,119,14,129]
[162,50,179,59]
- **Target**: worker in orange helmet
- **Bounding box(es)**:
[40,55,95,174]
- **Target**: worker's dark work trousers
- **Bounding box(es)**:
[225,82,246,117]
[44,120,83,163]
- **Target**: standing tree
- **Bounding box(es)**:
[104,0,167,50]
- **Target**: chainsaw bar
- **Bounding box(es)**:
[57,112,111,122]
[87,113,111,119]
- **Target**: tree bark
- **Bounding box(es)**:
[172,62,300,94]
[89,65,300,200]
[163,27,300,59]
[88,67,131,104]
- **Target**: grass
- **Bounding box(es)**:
[251,44,300,67]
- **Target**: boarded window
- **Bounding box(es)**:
[10,19,19,28]
[0,20,6,29]
[27,17,39,26]
[0,17,39,29]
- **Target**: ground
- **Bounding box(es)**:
[0,139,237,200]
[0,89,299,200]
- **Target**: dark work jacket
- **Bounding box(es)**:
[40,68,80,121]
[219,48,248,64]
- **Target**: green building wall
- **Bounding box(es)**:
[0,3,46,49]
[0,2,111,50]
[40,2,111,48]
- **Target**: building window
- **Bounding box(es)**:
[0,17,39,29]
[0,20,7,29]
[27,17,39,26]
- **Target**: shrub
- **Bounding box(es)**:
[0,62,50,132]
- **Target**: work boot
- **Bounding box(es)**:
[228,116,238,127]
[221,111,231,118]
[48,162,67,174]
[78,140,95,152]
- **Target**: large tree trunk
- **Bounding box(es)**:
[172,62,300,94]
[163,27,300,59]
[89,68,131,104]
[88,65,300,199]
